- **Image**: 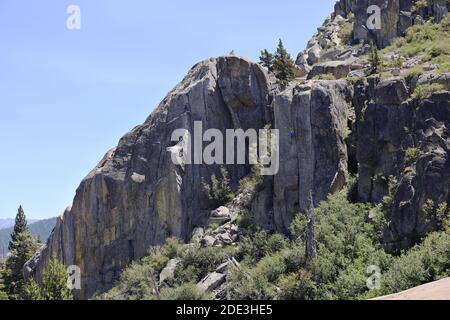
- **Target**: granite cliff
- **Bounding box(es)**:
[25,0,450,299]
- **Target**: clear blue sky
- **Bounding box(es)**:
[0,0,336,219]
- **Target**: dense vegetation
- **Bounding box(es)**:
[1,206,41,299]
[102,186,450,300]
[0,207,71,300]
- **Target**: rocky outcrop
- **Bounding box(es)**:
[335,0,450,47]
[159,259,179,286]
[25,56,274,298]
[23,1,450,299]
[272,80,353,232]
[354,75,450,251]
[296,14,355,76]
[25,52,360,298]
[307,60,352,80]
[298,0,450,80]
[197,272,226,293]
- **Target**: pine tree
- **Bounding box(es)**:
[368,40,381,75]
[42,257,73,300]
[0,262,8,300]
[23,279,43,300]
[36,235,43,247]
[259,49,274,72]
[273,39,296,84]
[2,206,38,299]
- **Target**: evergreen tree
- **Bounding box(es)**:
[42,257,73,300]
[259,49,274,72]
[0,261,8,300]
[2,206,38,299]
[273,39,296,84]
[23,279,43,300]
[0,288,7,300]
[368,40,381,75]
[36,235,43,247]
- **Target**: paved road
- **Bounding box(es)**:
[373,278,450,300]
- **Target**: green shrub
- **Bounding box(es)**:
[202,167,234,206]
[228,266,276,300]
[368,41,381,75]
[238,230,288,265]
[105,260,158,300]
[411,0,427,14]
[289,214,308,241]
[405,147,421,163]
[332,260,369,300]
[253,254,286,283]
[23,279,44,300]
[382,13,450,64]
[175,246,233,284]
[276,270,316,300]
[404,65,424,78]
[159,283,209,300]
[412,83,446,99]
[381,232,450,295]
[237,210,254,231]
[233,192,393,300]
[280,244,306,273]
[304,192,392,298]
[433,54,450,72]
[385,56,404,69]
[338,13,354,45]
[161,237,182,259]
[41,258,73,300]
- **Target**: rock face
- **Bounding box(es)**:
[307,60,352,80]
[354,75,450,251]
[25,54,360,298]
[23,1,450,299]
[25,56,274,298]
[298,0,450,79]
[335,0,450,47]
[272,80,353,232]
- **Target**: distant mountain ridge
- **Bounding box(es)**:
[0,219,15,230]
[0,218,39,230]
[0,218,56,258]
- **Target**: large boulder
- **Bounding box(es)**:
[307,60,351,80]
[197,272,226,293]
[159,259,179,286]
